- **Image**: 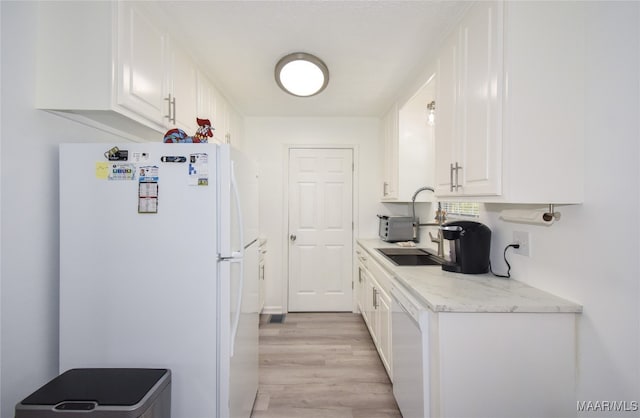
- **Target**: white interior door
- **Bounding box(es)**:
[288,148,353,312]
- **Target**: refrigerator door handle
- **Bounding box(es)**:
[230,160,245,254]
[229,161,244,356]
[228,257,244,357]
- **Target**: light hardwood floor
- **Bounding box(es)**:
[251,313,402,418]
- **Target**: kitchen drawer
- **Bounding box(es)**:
[367,254,394,294]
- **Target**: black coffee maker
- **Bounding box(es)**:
[441,221,491,274]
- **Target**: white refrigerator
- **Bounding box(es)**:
[58,143,259,418]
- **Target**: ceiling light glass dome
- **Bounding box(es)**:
[275,52,329,97]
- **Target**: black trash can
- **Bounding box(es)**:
[15,368,171,418]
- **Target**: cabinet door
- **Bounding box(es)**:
[357,265,367,319]
[227,107,242,146]
[458,1,503,196]
[435,1,503,197]
[168,41,198,133]
[356,248,368,317]
[364,274,377,341]
[381,106,399,200]
[434,31,459,196]
[258,249,266,313]
[197,75,226,142]
[117,2,168,126]
[213,94,229,144]
[196,72,215,120]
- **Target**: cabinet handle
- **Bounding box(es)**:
[449,163,454,192]
[450,162,462,192]
[164,94,176,124]
[373,288,378,309]
[383,182,388,196]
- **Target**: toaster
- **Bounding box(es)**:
[378,215,415,242]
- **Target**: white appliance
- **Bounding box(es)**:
[391,281,431,418]
[58,143,259,418]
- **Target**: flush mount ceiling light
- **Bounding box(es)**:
[275,52,329,97]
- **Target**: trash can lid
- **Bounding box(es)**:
[20,368,169,407]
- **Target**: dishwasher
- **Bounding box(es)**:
[391,281,431,418]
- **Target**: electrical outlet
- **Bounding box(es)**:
[512,231,531,257]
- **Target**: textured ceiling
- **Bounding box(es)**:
[157,1,471,117]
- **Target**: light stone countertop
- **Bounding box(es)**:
[357,238,582,313]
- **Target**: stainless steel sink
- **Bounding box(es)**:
[376,248,445,266]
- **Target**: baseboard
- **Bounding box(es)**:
[261,306,284,315]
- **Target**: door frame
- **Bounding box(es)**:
[282,144,360,313]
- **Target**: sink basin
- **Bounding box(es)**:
[376,248,445,266]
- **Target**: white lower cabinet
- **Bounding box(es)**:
[426,312,577,418]
[258,240,267,313]
[356,246,371,322]
[368,258,393,378]
[391,286,578,418]
[358,241,579,418]
[356,245,392,379]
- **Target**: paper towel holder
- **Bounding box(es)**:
[499,204,562,226]
[543,204,561,222]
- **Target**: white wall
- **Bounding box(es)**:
[243,117,383,313]
[0,3,132,416]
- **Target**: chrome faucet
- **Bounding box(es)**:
[410,186,446,258]
[411,186,434,241]
[428,202,446,258]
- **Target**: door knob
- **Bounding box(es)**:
[290,234,297,242]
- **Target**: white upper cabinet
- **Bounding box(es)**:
[116,2,167,130]
[195,72,242,146]
[196,71,217,126]
[434,32,459,196]
[434,1,585,203]
[381,76,437,202]
[227,106,243,147]
[435,1,503,197]
[499,1,584,203]
[216,99,230,144]
[166,39,199,134]
[380,104,399,200]
[118,3,198,134]
[36,1,237,142]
